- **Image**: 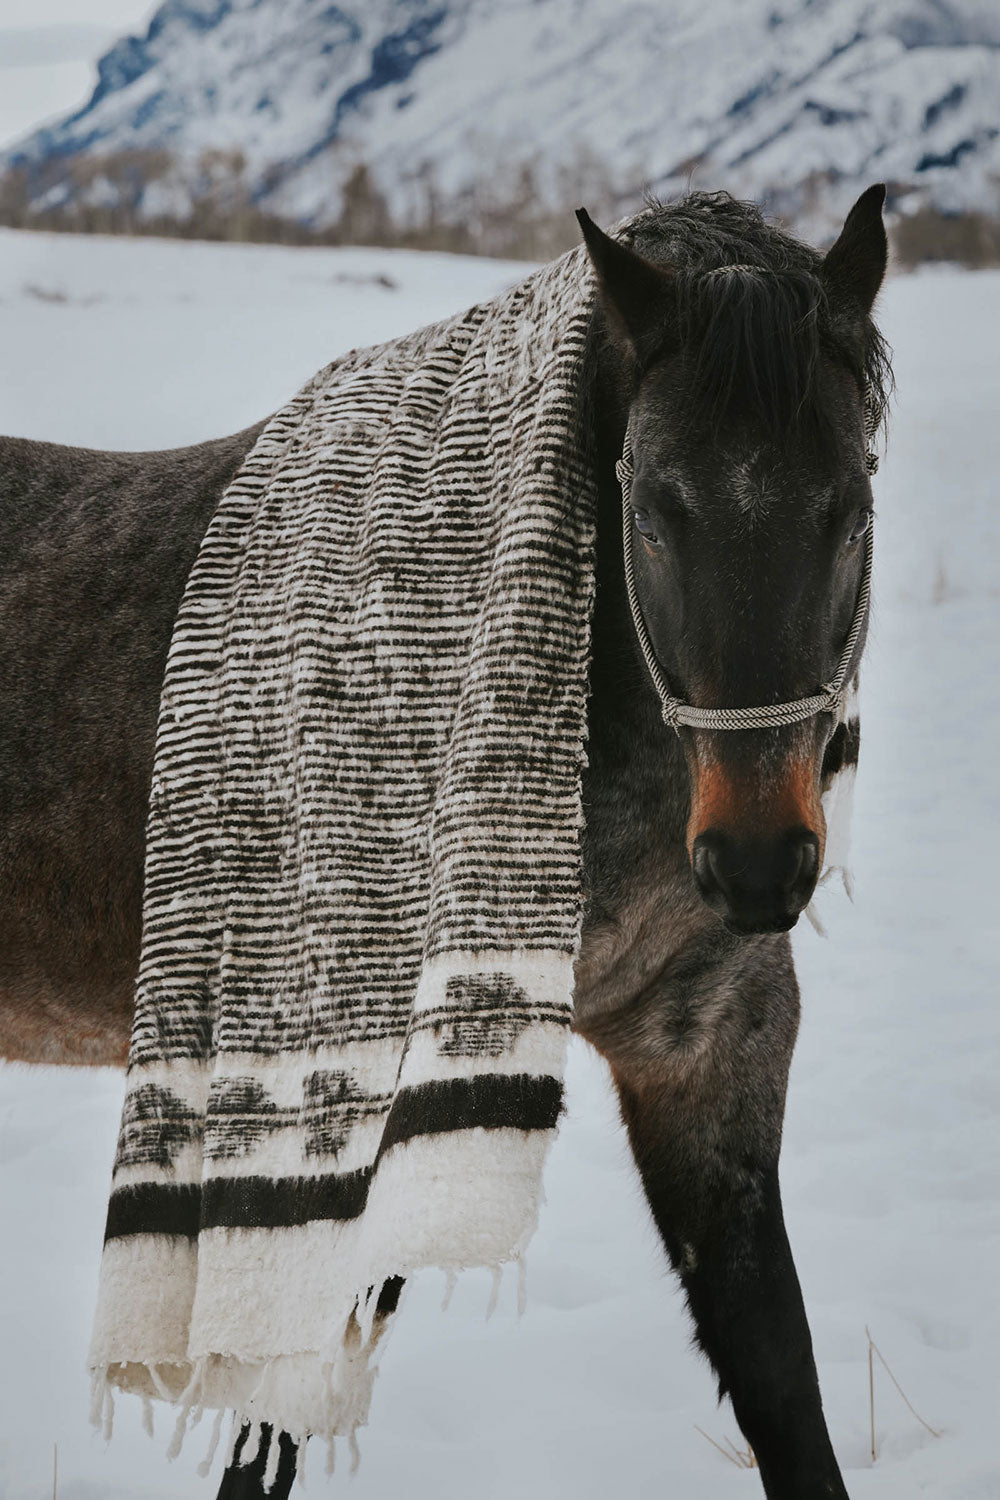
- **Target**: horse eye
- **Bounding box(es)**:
[847,508,872,545]
[633,508,661,545]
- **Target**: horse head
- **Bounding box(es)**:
[580,188,891,935]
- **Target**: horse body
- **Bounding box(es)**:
[0,425,264,1063]
[0,190,891,1499]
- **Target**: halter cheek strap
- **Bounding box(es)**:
[616,392,878,733]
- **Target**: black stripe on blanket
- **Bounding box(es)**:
[378,1073,563,1153]
[105,1183,201,1240]
[104,1074,563,1241]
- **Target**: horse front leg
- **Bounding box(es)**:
[216,1425,297,1500]
[587,941,848,1500]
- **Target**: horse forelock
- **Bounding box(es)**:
[626,192,893,450]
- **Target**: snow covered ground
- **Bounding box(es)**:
[0,228,997,1499]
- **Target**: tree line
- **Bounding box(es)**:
[2,146,999,267]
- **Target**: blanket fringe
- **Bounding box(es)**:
[166,1404,190,1462]
[356,1283,381,1350]
[485,1266,503,1321]
[263,1426,282,1491]
[89,1370,114,1441]
[223,1411,240,1469]
[90,1251,537,1484]
[148,1363,175,1403]
[517,1252,529,1316]
[197,1407,226,1477]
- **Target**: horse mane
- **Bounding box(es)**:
[625,192,893,447]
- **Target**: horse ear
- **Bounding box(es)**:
[822,184,888,316]
[576,208,675,361]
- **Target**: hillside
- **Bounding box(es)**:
[4,0,1000,249]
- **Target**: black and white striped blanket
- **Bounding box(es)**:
[89,242,599,1469]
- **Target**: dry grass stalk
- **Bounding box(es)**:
[869,1333,876,1462]
[866,1323,942,1463]
[694,1425,757,1468]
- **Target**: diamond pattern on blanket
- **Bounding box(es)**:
[303,1070,389,1159]
[435,973,538,1057]
[114,1083,201,1171]
[204,1077,295,1160]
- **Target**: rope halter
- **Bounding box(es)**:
[616,389,879,733]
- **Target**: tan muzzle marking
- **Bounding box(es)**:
[686,756,826,860]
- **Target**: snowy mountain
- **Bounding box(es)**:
[5,0,1000,241]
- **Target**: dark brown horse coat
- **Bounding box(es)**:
[0,425,264,1064]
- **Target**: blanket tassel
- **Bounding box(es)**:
[166,1405,190,1462]
[242,1420,263,1468]
[517,1251,529,1316]
[102,1385,115,1442]
[263,1425,282,1492]
[485,1266,503,1321]
[224,1411,241,1470]
[197,1407,226,1478]
[89,1371,115,1442]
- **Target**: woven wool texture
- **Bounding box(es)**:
[90,240,599,1451]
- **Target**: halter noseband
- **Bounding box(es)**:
[616,390,879,733]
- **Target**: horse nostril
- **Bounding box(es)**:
[779,830,818,892]
[796,834,819,885]
[690,828,821,934]
[692,838,719,895]
[691,832,739,907]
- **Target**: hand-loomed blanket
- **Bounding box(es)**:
[89,240,600,1473]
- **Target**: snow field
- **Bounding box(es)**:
[0,228,997,1498]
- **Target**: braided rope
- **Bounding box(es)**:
[617,387,877,732]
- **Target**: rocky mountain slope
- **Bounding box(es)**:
[5,0,1000,241]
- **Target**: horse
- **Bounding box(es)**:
[0,186,891,1500]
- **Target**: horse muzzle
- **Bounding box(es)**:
[691,826,820,935]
